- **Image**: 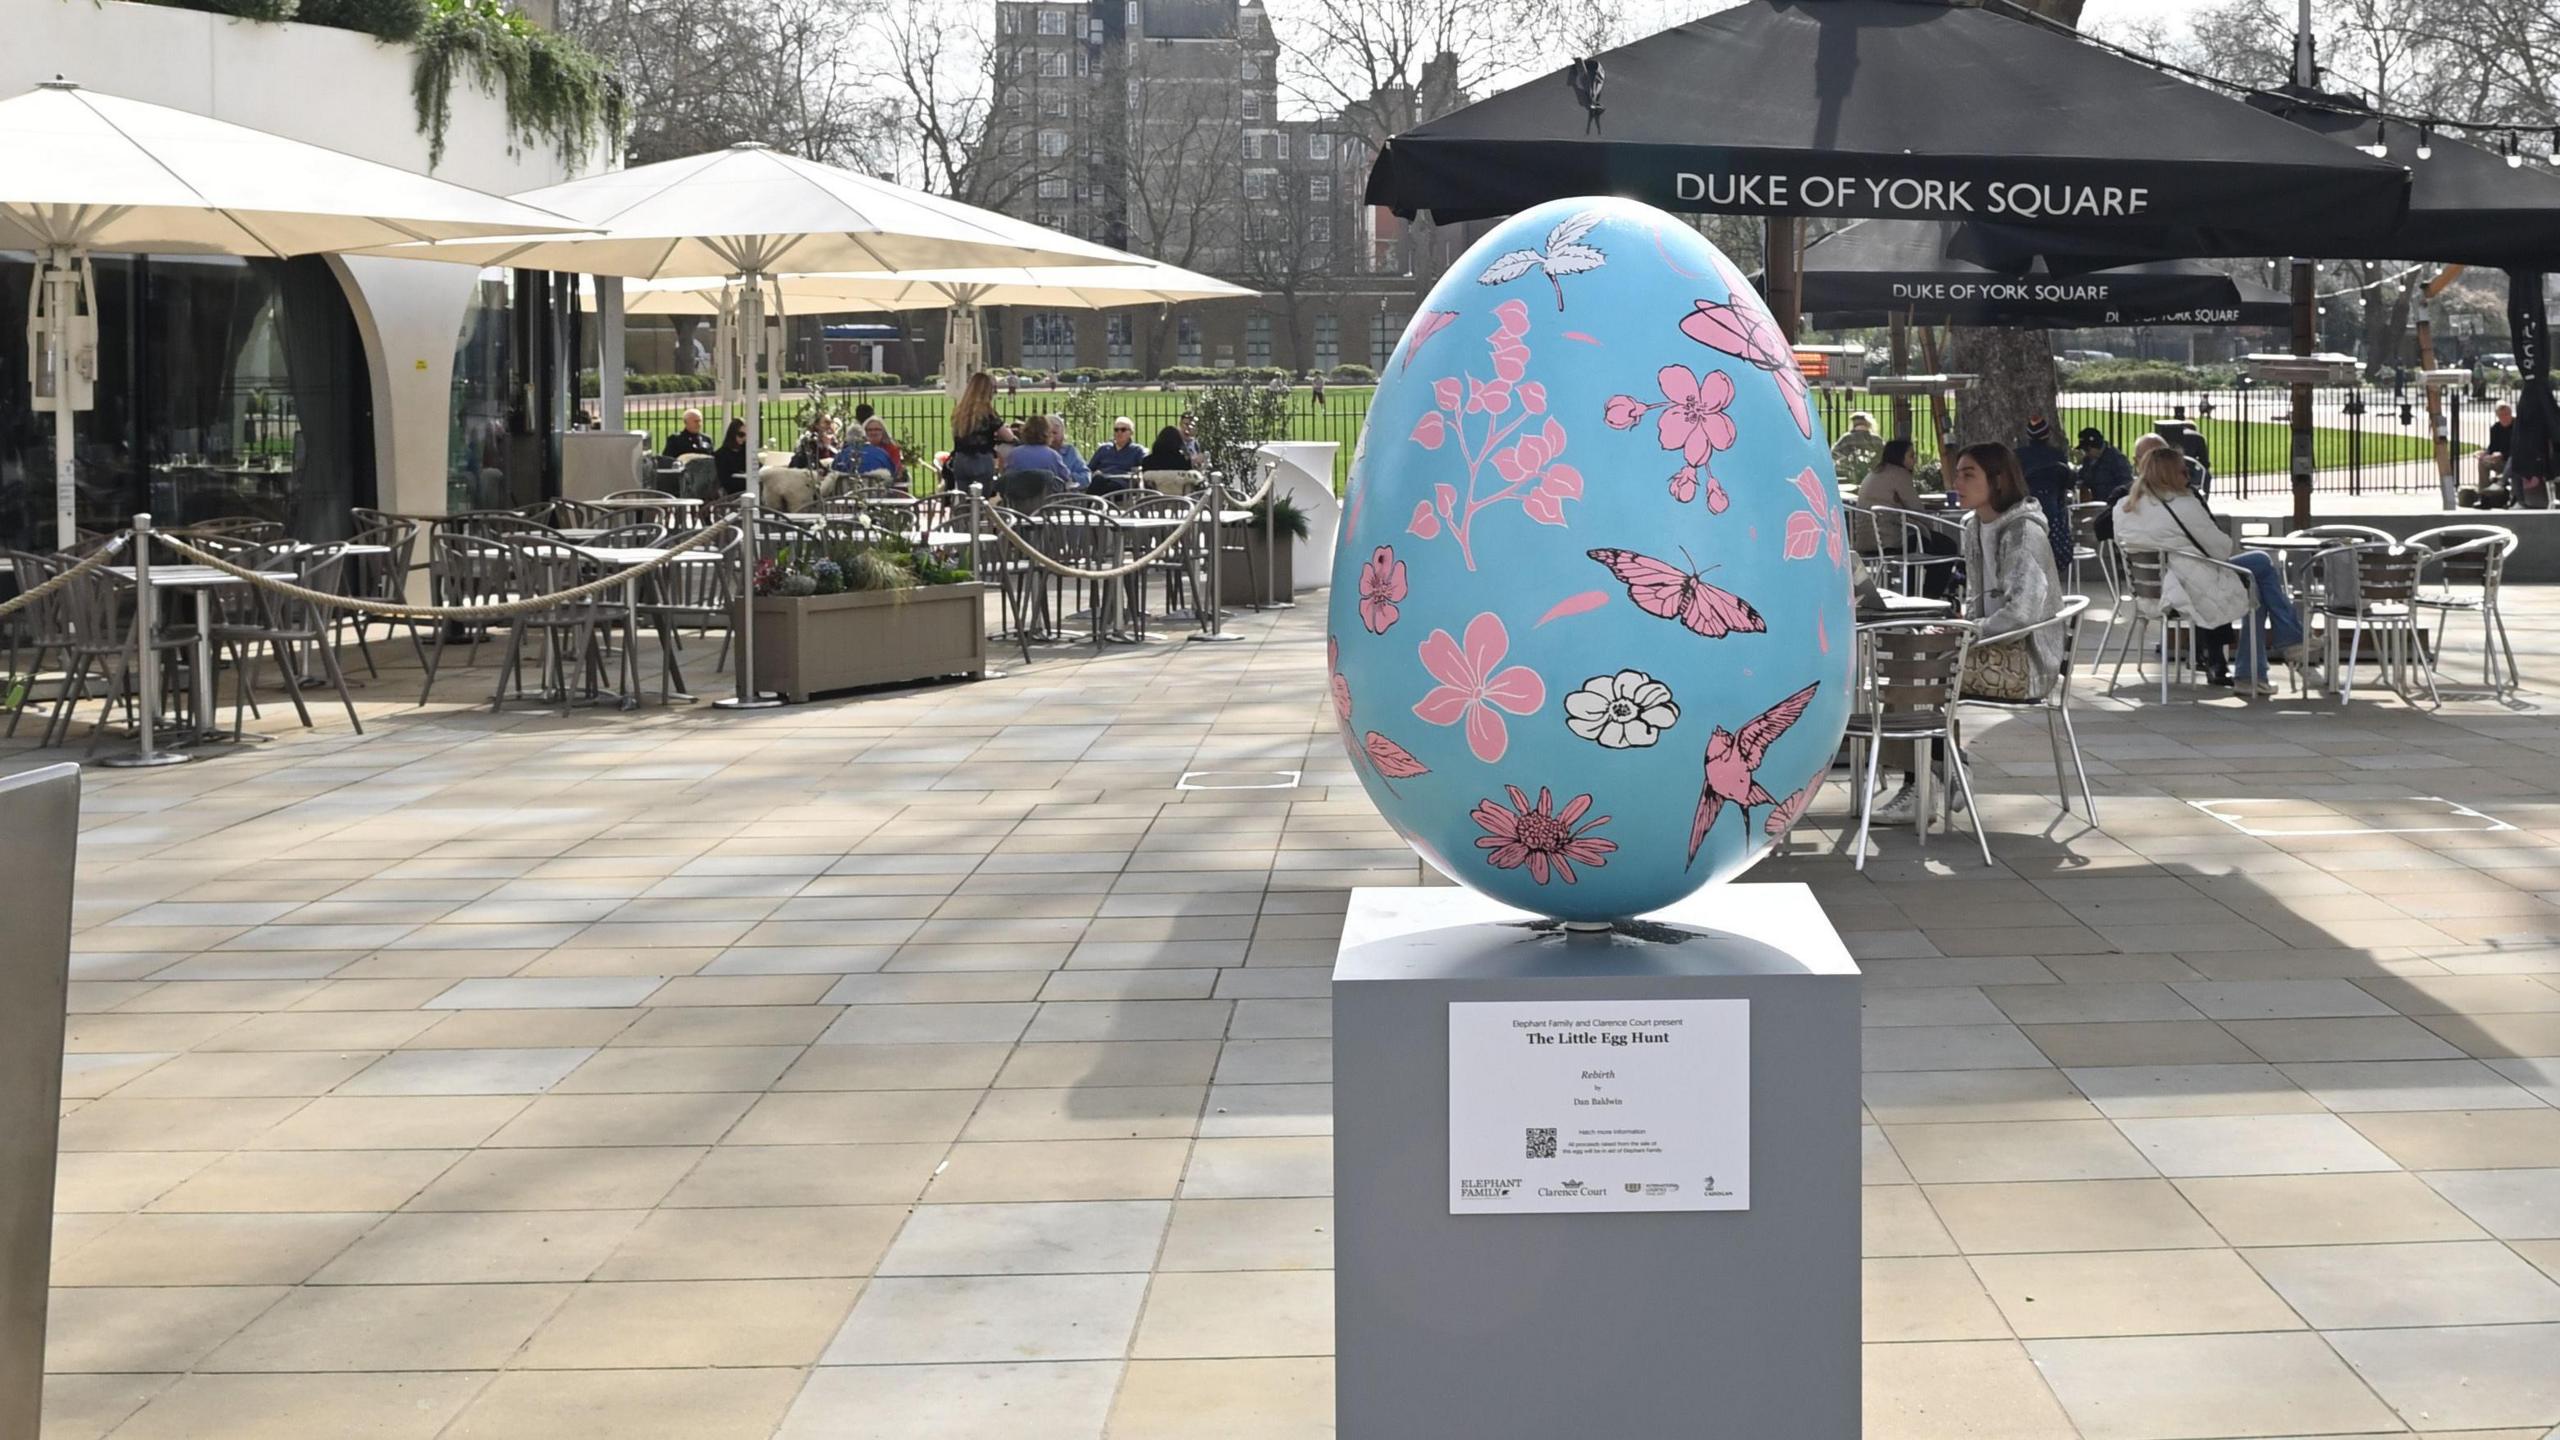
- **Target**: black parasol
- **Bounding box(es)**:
[1788,219,2290,327]
[1365,0,2410,254]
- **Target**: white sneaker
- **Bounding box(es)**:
[2238,677,2280,697]
[1871,784,1918,824]
[1947,784,1970,813]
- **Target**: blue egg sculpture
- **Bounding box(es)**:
[1328,196,1855,922]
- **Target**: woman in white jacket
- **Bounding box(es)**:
[2112,446,2305,694]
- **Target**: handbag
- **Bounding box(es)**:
[1960,636,2036,701]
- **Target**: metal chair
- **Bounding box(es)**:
[50,561,198,752]
[2102,547,2267,703]
[2067,502,2115,598]
[419,531,517,704]
[2406,524,2520,694]
[1870,505,1963,598]
[2326,544,2438,708]
[1848,619,1990,869]
[335,520,422,679]
[1956,595,2098,822]
[215,544,362,736]
[4,552,77,739]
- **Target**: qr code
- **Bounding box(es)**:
[1525,1127,1558,1160]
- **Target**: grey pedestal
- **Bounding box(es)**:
[1333,884,1860,1439]
[2,763,78,1437]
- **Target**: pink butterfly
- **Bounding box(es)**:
[1783,467,1844,567]
[1586,548,1766,640]
[1679,298,1813,439]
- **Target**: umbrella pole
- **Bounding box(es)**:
[718,267,782,711]
[2290,260,2316,529]
[45,251,78,551]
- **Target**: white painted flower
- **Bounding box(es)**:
[1563,670,1679,749]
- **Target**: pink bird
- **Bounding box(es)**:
[1686,682,1819,868]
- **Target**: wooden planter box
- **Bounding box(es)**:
[747,583,989,703]
[1217,520,1297,606]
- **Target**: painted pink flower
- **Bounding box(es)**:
[1604,393,1649,430]
[1705,474,1730,514]
[1410,412,1447,449]
[1328,636,1351,722]
[1413,612,1545,764]
[1407,500,1441,540]
[1357,546,1408,634]
[1653,366,1737,466]
[1668,466,1697,504]
[1471,785,1616,885]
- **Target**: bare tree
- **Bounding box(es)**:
[868,0,1026,211]
[561,0,890,168]
[1107,67,1245,365]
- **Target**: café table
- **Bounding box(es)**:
[103,564,290,751]
[552,543,720,708]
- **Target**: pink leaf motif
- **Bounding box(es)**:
[1363,731,1430,779]
[1492,299,1531,338]
[1533,590,1610,628]
[1466,375,1513,415]
[1409,412,1446,450]
[1432,377,1463,413]
[1518,381,1547,414]
[1435,484,1457,519]
[1407,500,1440,540]
[1523,465,1582,527]
[1562,331,1601,345]
[1784,511,1822,561]
[1705,474,1730,514]
[1604,394,1648,430]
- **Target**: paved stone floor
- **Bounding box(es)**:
[16,586,2560,1440]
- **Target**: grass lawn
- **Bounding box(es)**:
[629,384,2452,493]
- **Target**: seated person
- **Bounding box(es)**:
[1048,413,1091,489]
[713,418,749,496]
[833,415,901,479]
[2111,445,2305,695]
[1090,416,1148,479]
[790,415,838,471]
[994,413,1073,508]
[1857,438,1956,599]
[1140,424,1193,474]
[662,408,715,459]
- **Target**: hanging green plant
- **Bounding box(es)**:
[410,0,623,173]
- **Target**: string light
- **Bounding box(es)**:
[2507,133,2525,168]
[2415,124,2433,160]
[2550,129,2560,165]
[2359,118,2389,158]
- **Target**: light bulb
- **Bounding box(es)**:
[2416,124,2433,160]
[2548,129,2559,165]
[2360,119,2390,158]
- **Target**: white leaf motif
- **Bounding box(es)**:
[1542,242,1606,276]
[1477,249,1544,284]
[1547,210,1604,249]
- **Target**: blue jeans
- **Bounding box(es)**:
[2201,551,2304,679]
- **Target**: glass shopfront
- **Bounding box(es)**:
[447,268,575,515]
[0,252,374,550]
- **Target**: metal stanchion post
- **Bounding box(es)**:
[100,513,188,768]
[715,492,782,709]
[966,484,1005,679]
[1262,457,1292,611]
[1188,479,1242,644]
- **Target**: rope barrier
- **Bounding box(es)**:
[0,534,131,621]
[973,468,1278,584]
[152,523,742,623]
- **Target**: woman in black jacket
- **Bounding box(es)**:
[713,418,749,495]
[1139,425,1192,473]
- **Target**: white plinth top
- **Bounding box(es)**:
[1342,884,1858,978]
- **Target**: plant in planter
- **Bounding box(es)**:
[749,537,986,701]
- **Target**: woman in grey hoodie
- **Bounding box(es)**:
[1872,442,2064,824]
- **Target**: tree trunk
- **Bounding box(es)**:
[1946,327,2059,448]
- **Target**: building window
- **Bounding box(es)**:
[1242,132,1261,160]
[1178,315,1202,366]
[1372,311,1406,370]
[1038,7,1067,33]
[1242,91,1261,121]
[1038,176,1069,199]
[1038,128,1069,157]
[1107,314,1134,368]
[1040,49,1069,77]
[1309,215,1330,243]
[1243,171,1269,200]
[1040,92,1070,118]
[1126,0,1138,27]
[1308,133,1331,160]
[1003,128,1027,156]
[1246,314,1272,367]
[1310,175,1332,201]
[1314,314,1339,370]
[1000,6,1023,32]
[1020,312,1076,371]
[1274,132,1290,160]
[1034,211,1065,230]
[1242,55,1257,79]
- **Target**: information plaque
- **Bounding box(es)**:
[1448,998,1750,1215]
